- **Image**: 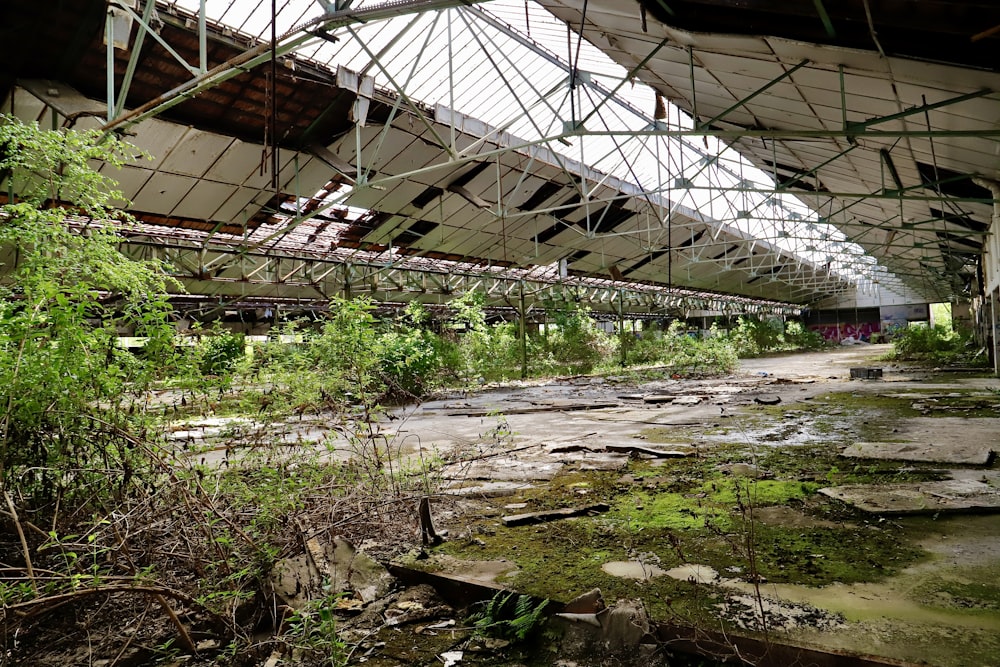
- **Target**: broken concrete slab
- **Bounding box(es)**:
[671,395,705,406]
[501,503,610,526]
[269,554,313,609]
[396,555,518,588]
[890,417,1000,452]
[269,536,394,608]
[553,597,668,666]
[563,588,607,614]
[443,480,536,497]
[642,394,679,404]
[819,479,1000,514]
[445,400,619,417]
[325,536,395,603]
[604,443,694,458]
[842,441,994,465]
[447,457,563,482]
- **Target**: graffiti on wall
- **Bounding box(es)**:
[809,321,881,342]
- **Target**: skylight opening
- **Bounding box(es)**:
[161,0,899,295]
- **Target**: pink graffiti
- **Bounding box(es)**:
[809,321,880,342]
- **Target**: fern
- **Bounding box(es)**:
[510,594,549,640]
[467,591,549,641]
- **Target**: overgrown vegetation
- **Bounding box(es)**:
[0,118,445,666]
[0,117,175,508]
[0,116,843,665]
[886,323,983,366]
[726,317,826,357]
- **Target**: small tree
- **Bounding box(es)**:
[546,303,611,374]
[0,116,175,507]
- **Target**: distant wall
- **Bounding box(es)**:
[805,307,881,342]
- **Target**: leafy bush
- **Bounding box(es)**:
[783,320,826,350]
[890,324,980,365]
[378,304,441,398]
[199,329,246,376]
[727,316,784,357]
[447,292,521,383]
[281,594,348,666]
[544,304,613,374]
[625,321,738,375]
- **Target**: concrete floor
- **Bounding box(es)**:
[383,345,1000,667]
[164,345,1000,665]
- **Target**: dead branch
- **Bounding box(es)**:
[3,488,37,595]
[6,582,235,640]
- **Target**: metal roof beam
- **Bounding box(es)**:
[846,88,994,132]
[102,0,491,134]
[697,59,810,131]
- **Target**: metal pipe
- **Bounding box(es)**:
[199,0,207,73]
[106,9,116,122]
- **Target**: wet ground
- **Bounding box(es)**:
[382,346,1000,666]
[166,345,1000,666]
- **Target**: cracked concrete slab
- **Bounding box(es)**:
[842,441,994,465]
[819,479,1000,514]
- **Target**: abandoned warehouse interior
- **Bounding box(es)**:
[1,1,1000,665]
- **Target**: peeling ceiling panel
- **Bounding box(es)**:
[133,171,196,214]
[171,180,239,220]
[158,130,235,178]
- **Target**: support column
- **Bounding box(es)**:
[518,281,528,380]
[992,289,1000,376]
[618,288,627,367]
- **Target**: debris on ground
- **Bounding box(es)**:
[501,503,610,527]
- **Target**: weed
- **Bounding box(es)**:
[282,594,348,666]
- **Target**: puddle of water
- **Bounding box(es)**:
[601,560,667,580]
[663,564,719,584]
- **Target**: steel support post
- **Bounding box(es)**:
[519,281,528,379]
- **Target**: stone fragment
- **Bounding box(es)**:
[270,535,395,609]
[325,536,394,603]
[603,599,653,652]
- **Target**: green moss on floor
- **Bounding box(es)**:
[433,517,727,625]
[432,460,925,628]
[608,478,821,531]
